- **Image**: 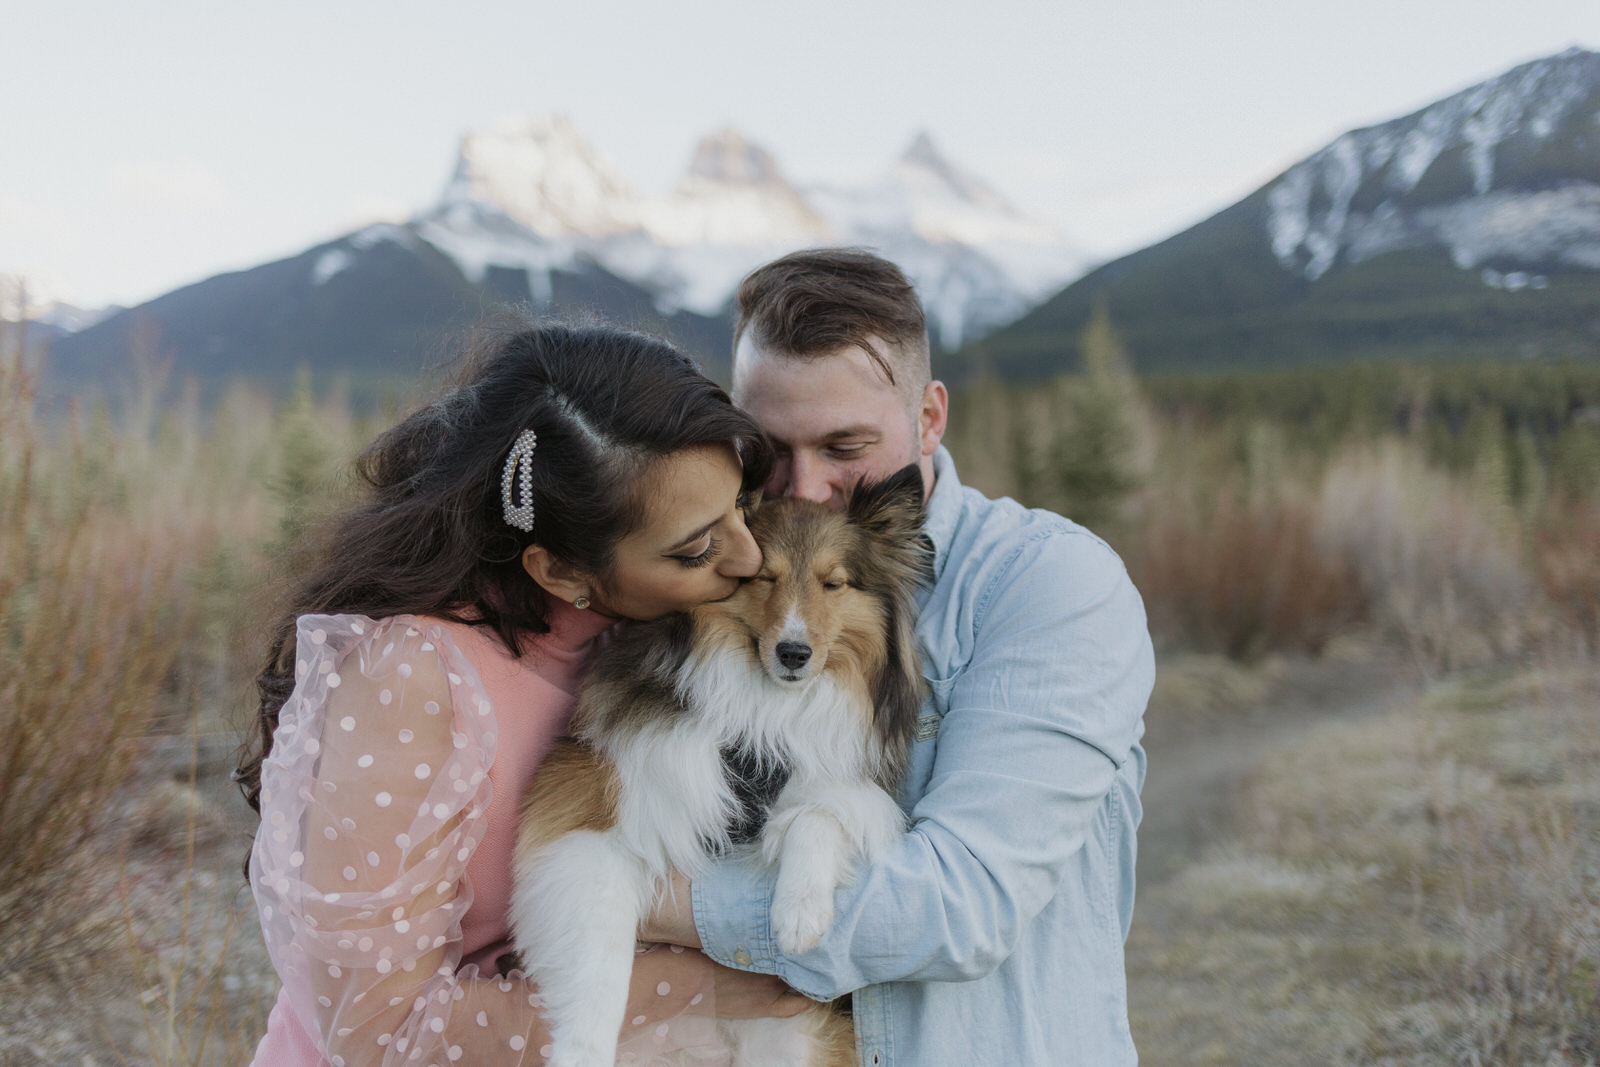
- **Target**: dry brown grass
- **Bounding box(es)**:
[0,356,182,986]
[1131,479,1369,660]
[1128,663,1600,1065]
[1535,497,1600,658]
[0,335,367,1063]
[1318,441,1543,674]
[951,367,1596,672]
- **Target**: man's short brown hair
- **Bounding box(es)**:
[733,248,930,393]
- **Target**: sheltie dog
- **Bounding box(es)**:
[510,465,931,1067]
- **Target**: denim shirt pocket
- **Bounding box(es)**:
[898,668,962,809]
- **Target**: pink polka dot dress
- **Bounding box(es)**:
[249,605,720,1065]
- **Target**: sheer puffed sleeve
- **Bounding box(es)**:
[251,615,718,1066]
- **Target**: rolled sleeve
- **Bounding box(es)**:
[694,527,1154,1000]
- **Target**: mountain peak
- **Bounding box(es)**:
[901,130,944,170]
[893,131,1014,214]
[685,127,782,184]
[1544,45,1598,66]
[654,126,832,251]
[426,115,1079,341]
[442,113,642,238]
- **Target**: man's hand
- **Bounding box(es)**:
[641,870,702,947]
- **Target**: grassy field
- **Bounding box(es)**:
[1129,661,1599,1065]
[1,318,1596,1063]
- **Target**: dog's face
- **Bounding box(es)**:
[740,504,875,688]
[698,465,931,695]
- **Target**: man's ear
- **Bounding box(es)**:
[521,544,592,606]
[918,380,949,458]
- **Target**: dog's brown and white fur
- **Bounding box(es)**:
[510,465,930,1067]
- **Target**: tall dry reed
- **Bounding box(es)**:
[0,321,370,1060]
[0,341,185,983]
[1317,440,1538,673]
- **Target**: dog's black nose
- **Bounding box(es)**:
[776,641,812,671]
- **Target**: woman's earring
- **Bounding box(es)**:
[573,596,590,610]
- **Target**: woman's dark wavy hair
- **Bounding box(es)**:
[235,317,772,816]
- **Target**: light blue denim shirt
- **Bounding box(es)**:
[693,447,1154,1066]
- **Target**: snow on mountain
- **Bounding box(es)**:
[1267,47,1600,281]
[807,132,1088,344]
[606,128,840,314]
[646,128,834,247]
[440,115,644,238]
[409,118,1087,349]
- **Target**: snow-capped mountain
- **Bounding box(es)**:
[45,119,1087,394]
[51,48,1600,397]
[1267,46,1600,282]
[976,47,1600,379]
[439,115,644,238]
[417,118,1087,349]
[807,132,1083,346]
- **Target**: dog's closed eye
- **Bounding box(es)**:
[819,568,851,591]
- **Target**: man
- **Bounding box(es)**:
[651,248,1153,1065]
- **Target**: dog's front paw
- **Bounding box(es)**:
[772,880,834,955]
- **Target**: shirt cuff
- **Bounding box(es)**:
[691,855,780,975]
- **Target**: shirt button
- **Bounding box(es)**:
[732,949,753,967]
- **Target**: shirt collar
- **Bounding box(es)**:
[923,446,963,585]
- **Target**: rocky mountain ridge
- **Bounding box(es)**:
[967,47,1600,379]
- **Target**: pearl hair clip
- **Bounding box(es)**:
[501,429,538,532]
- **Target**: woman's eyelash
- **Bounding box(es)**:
[677,537,723,569]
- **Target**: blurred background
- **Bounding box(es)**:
[3,2,1598,1063]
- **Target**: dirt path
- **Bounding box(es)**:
[1134,654,1416,891]
[1124,653,1422,1063]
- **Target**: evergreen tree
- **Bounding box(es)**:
[1049,301,1142,530]
[271,369,335,557]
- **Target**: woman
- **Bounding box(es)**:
[237,320,806,1065]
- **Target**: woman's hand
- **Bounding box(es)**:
[710,961,813,1019]
[640,870,702,947]
[641,872,812,1019]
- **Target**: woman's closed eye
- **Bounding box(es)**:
[674,536,723,569]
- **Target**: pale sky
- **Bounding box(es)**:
[3,0,1596,309]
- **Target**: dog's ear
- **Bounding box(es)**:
[846,463,926,544]
[846,463,935,594]
[847,465,932,784]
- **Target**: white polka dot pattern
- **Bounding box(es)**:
[248,613,721,1064]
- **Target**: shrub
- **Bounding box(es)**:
[0,341,183,983]
[1535,497,1600,657]
[1129,478,1366,659]
[1318,441,1536,672]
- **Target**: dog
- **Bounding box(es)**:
[510,464,931,1066]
